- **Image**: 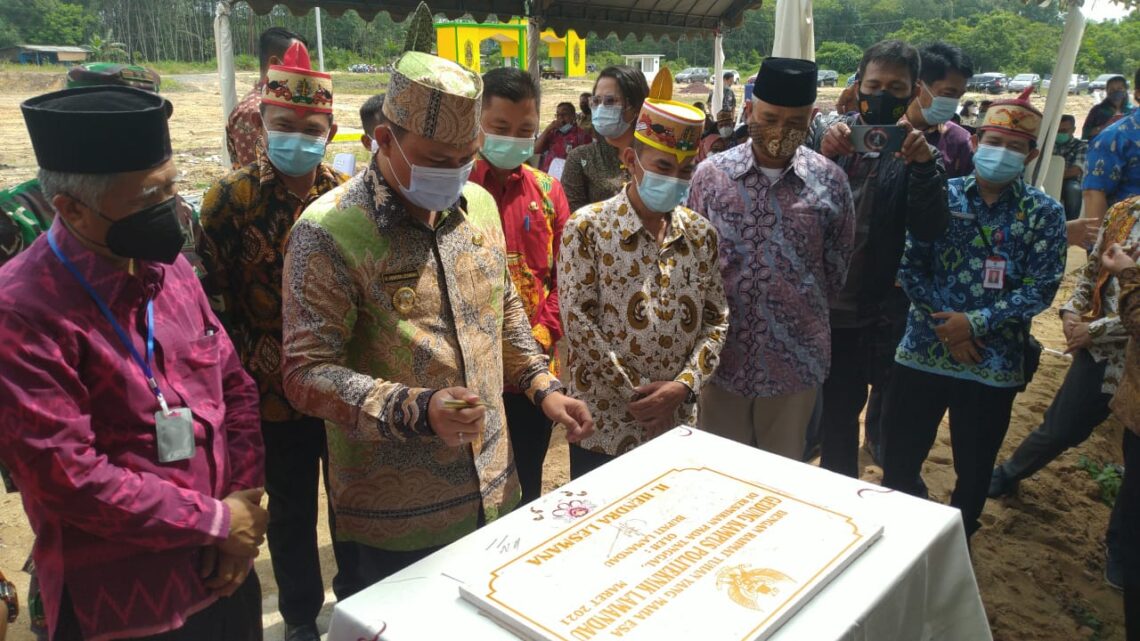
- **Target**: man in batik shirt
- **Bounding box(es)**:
[688,57,854,460]
[225,27,306,169]
[560,69,729,478]
[280,3,593,594]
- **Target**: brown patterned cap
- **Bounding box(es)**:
[382,51,483,146]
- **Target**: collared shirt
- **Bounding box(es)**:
[0,221,263,641]
[1083,100,1135,141]
[561,140,629,212]
[197,150,347,422]
[896,175,1067,387]
[1085,108,1140,205]
[559,188,728,455]
[1054,136,1089,175]
[1061,195,1140,394]
[281,161,560,549]
[470,159,568,354]
[924,121,974,179]
[540,125,593,173]
[687,143,856,397]
[577,112,593,138]
[226,82,264,169]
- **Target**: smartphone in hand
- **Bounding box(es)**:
[850,124,906,154]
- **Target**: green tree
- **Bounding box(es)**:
[815,41,863,73]
[22,1,95,45]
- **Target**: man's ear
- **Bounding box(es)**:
[52,193,87,228]
[327,123,339,144]
[360,135,372,152]
[969,134,978,153]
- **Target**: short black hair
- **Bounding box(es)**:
[556,101,575,114]
[259,28,307,74]
[858,40,920,86]
[918,42,973,86]
[580,92,591,99]
[1108,74,1128,88]
[723,71,733,79]
[595,65,649,112]
[482,67,540,106]
[360,94,385,134]
[1060,114,1076,126]
[694,101,706,111]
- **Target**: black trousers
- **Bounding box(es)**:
[336,543,443,599]
[503,392,553,505]
[570,445,617,479]
[54,572,262,641]
[1122,430,1140,641]
[881,366,1018,538]
[262,416,354,625]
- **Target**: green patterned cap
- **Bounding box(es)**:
[382,51,483,145]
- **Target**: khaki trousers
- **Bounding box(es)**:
[698,382,818,460]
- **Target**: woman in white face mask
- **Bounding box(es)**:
[560,65,649,213]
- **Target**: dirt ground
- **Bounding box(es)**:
[0,71,1128,640]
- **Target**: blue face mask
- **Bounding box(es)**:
[920,84,959,125]
[481,130,534,171]
[389,134,474,212]
[634,155,690,213]
[592,104,630,139]
[558,123,574,134]
[265,129,328,177]
[974,144,1027,184]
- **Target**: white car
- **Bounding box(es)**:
[1007,73,1041,93]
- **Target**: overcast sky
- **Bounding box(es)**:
[1083,0,1134,21]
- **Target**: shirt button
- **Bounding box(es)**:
[472,233,484,246]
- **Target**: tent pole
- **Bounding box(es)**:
[1032,2,1085,187]
[315,7,326,72]
[528,15,541,85]
[214,0,238,167]
[712,29,724,115]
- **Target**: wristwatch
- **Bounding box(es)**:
[0,571,18,623]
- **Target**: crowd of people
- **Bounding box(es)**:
[2,2,1140,639]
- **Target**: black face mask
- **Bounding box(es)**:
[94,196,185,264]
[857,89,912,126]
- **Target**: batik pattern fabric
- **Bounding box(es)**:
[197,150,346,421]
[1061,195,1140,394]
[0,221,263,641]
[1085,108,1140,205]
[381,51,482,146]
[225,83,263,169]
[1111,265,1140,432]
[896,175,1068,388]
[281,160,560,550]
[687,143,856,398]
[561,140,629,213]
[558,188,729,456]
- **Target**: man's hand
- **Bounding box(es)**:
[198,546,253,597]
[628,381,690,440]
[1067,217,1102,248]
[1065,321,1093,354]
[931,311,973,346]
[428,387,487,447]
[897,121,934,164]
[219,488,267,559]
[1101,242,1140,275]
[949,339,985,365]
[821,121,855,159]
[540,392,595,443]
[1061,311,1082,343]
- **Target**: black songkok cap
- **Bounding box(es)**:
[752,57,818,107]
[21,86,173,174]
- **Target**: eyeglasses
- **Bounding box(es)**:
[589,95,624,108]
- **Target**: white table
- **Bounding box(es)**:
[328,429,992,641]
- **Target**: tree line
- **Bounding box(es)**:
[0,0,1137,78]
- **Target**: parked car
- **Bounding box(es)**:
[676,67,710,83]
[1007,73,1041,93]
[817,69,839,87]
[586,63,598,73]
[348,63,377,73]
[540,65,563,80]
[846,73,858,88]
[967,72,1007,94]
[1090,73,1125,93]
[1042,73,1089,95]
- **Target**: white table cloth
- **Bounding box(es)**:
[328,428,991,641]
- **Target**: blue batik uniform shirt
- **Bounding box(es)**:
[894,174,1067,388]
[1085,108,1140,205]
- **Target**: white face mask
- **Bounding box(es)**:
[719,126,735,139]
[389,135,474,212]
[370,138,380,154]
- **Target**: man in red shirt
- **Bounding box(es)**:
[535,101,593,176]
[225,27,306,169]
[470,68,571,504]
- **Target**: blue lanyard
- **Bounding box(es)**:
[47,229,172,415]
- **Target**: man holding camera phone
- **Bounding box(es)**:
[809,39,951,478]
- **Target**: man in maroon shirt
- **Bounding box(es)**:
[0,86,267,641]
[535,101,593,175]
[470,67,572,504]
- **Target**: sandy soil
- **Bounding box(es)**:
[0,72,1127,640]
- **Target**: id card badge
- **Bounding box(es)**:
[155,407,196,463]
[983,256,1007,290]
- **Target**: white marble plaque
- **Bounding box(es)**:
[460,467,882,641]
